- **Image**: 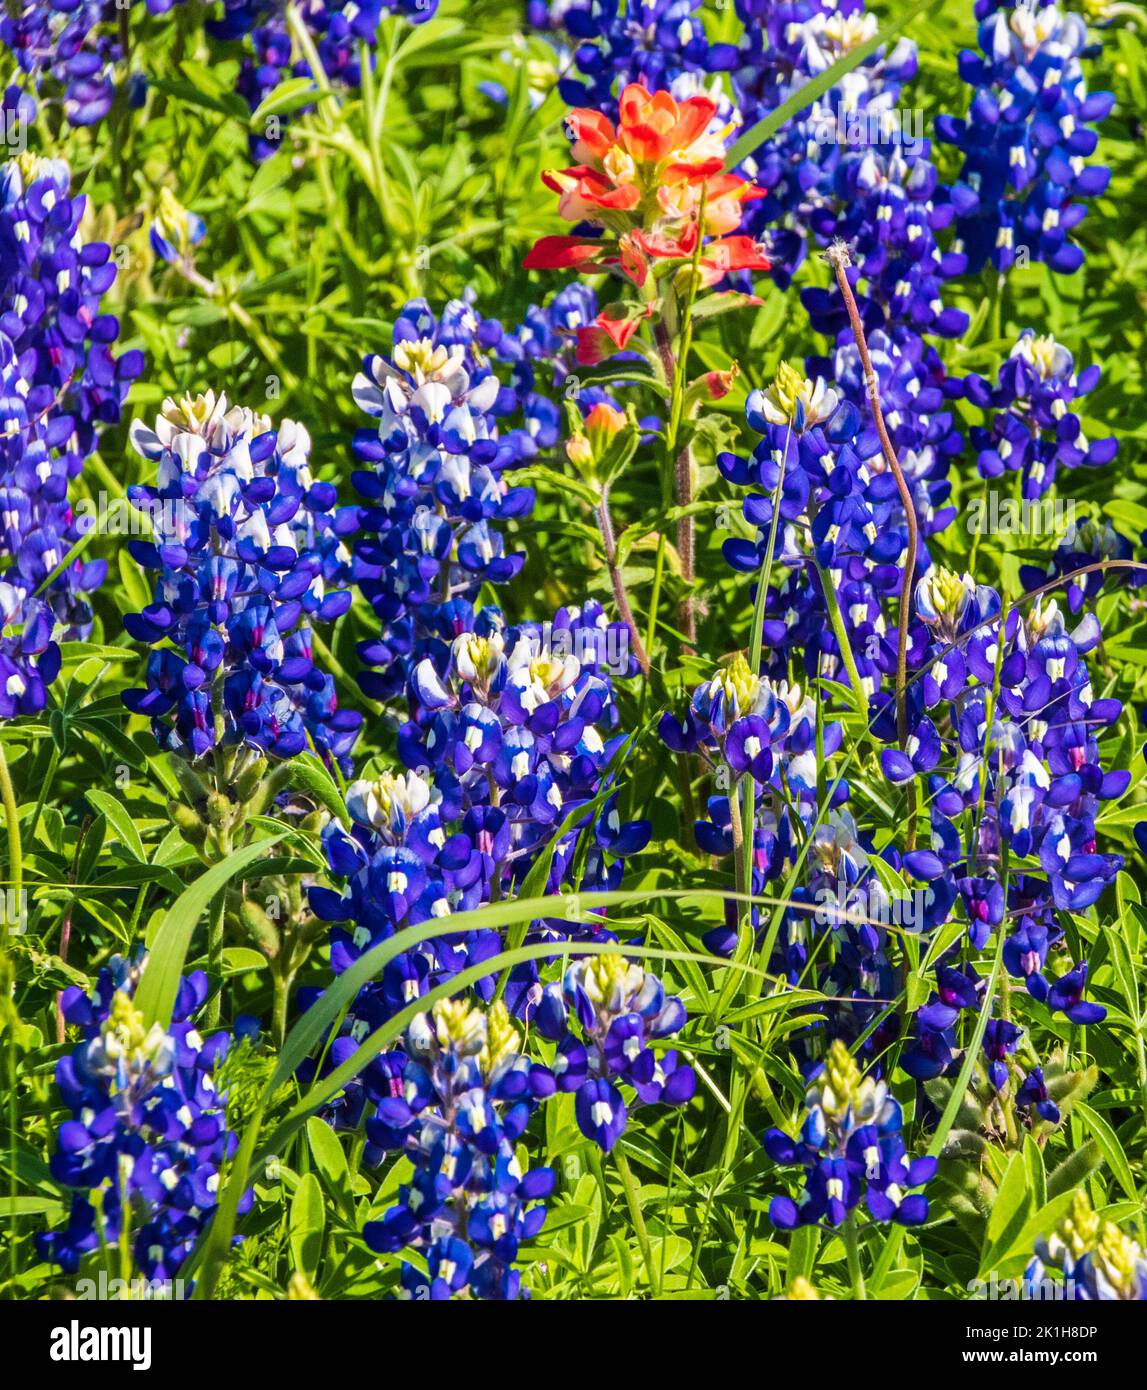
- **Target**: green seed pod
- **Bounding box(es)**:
[239,899,281,961]
[206,791,233,828]
[169,800,208,846]
[234,755,268,804]
[170,759,209,810]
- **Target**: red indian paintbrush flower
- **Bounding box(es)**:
[524,83,770,288]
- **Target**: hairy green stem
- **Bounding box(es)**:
[0,742,21,909]
[205,889,227,1029]
[648,191,706,654]
[843,1214,866,1300]
[614,1147,659,1297]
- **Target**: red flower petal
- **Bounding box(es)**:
[523,236,603,271]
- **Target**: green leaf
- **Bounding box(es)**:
[134,833,286,1029]
[57,642,134,665]
[306,1117,353,1217]
[220,948,268,976]
[786,1224,819,1286]
[147,75,249,122]
[690,290,764,321]
[274,752,349,828]
[289,1172,325,1282]
[1023,1134,1047,1212]
[1076,1102,1139,1202]
[0,1196,65,1220]
[117,550,153,615]
[979,1151,1033,1277]
[85,790,147,863]
[249,76,331,125]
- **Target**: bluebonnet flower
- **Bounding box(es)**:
[937,1,1113,275]
[361,999,556,1300]
[1,4,122,127]
[1027,1191,1147,1300]
[1021,514,1139,615]
[0,4,191,126]
[962,330,1117,499]
[150,188,206,267]
[1015,1065,1059,1124]
[312,288,654,1147]
[723,12,968,534]
[539,0,733,117]
[0,151,143,717]
[306,599,650,1059]
[724,9,971,506]
[763,1039,935,1228]
[661,649,908,1076]
[715,364,905,690]
[900,1004,958,1082]
[661,649,865,981]
[122,391,361,769]
[1030,959,1106,1024]
[305,766,509,1062]
[402,602,643,871]
[880,572,1122,1066]
[36,956,249,1280]
[981,1017,1022,1090]
[534,953,694,1150]
[350,299,536,702]
[720,0,973,400]
[399,606,643,956]
[660,651,836,785]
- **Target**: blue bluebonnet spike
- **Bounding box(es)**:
[360,999,554,1300]
[537,953,694,1151]
[122,391,360,770]
[36,955,250,1279]
[763,1039,934,1229]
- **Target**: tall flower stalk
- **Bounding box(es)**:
[123,391,360,1032]
[525,83,770,661]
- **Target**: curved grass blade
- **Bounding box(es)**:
[192,884,825,1297]
[134,832,286,1029]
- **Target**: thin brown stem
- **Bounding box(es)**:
[826,240,919,847]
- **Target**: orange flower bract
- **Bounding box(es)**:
[528,83,771,288]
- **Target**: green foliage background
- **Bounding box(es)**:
[2,0,1146,1301]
